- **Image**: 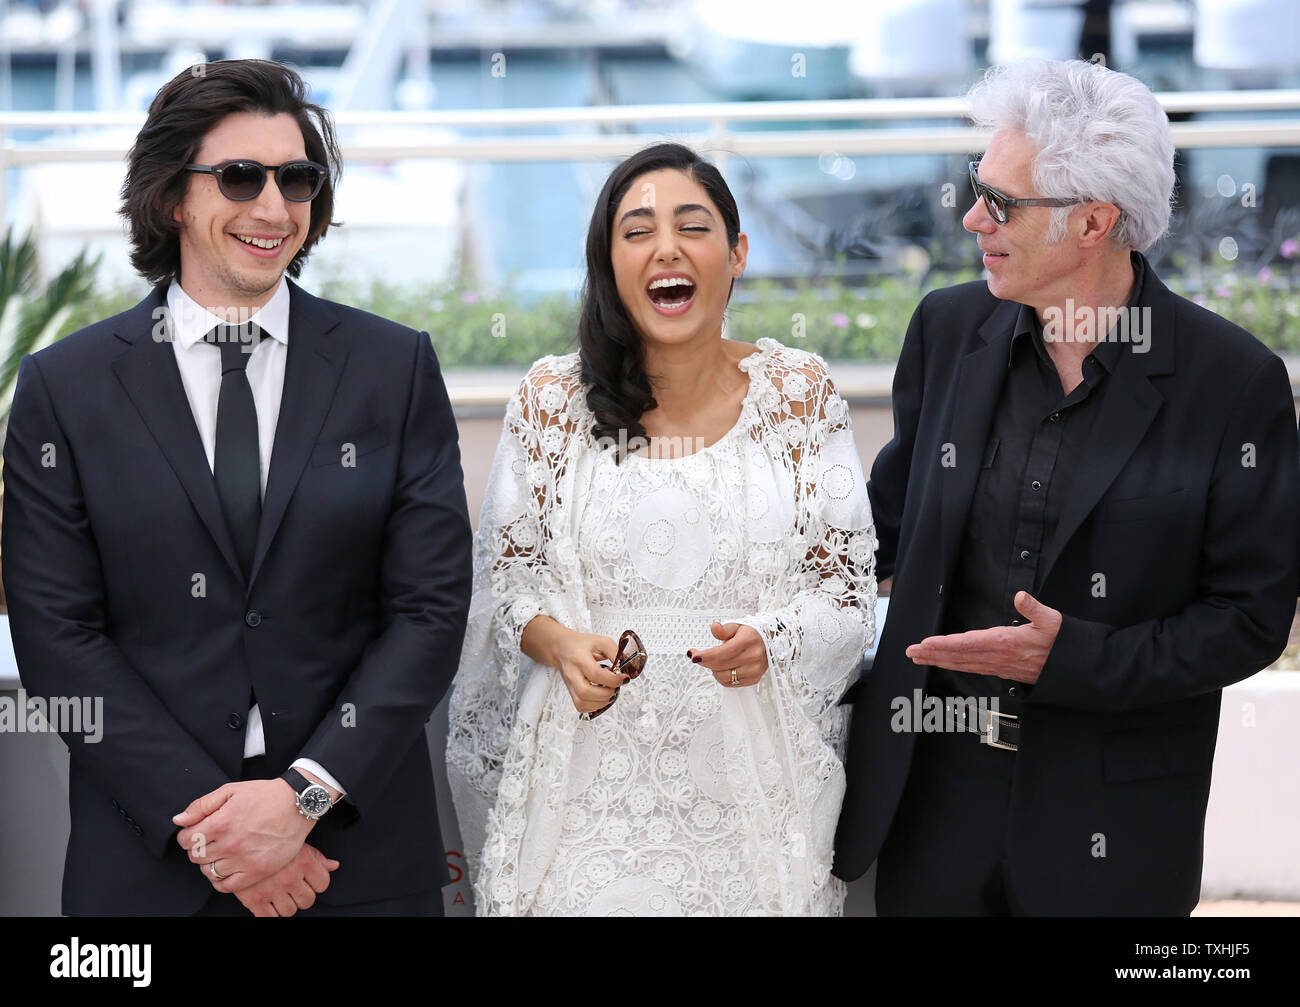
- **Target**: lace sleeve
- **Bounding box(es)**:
[446,355,584,866]
[735,354,878,720]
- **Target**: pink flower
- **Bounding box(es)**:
[1281,238,1299,259]
[461,290,480,303]
[831,312,848,328]
[1258,267,1274,282]
[1214,286,1231,298]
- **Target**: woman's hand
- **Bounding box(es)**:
[552,630,628,715]
[688,622,769,688]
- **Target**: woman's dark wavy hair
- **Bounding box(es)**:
[120,59,340,287]
[578,143,741,463]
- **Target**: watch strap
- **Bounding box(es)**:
[281,768,313,796]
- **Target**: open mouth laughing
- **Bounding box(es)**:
[646,271,697,315]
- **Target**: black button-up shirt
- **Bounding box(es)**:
[932,256,1147,712]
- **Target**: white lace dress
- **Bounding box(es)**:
[447,338,877,916]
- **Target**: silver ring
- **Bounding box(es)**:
[209,861,227,880]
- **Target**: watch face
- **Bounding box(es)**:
[299,785,332,818]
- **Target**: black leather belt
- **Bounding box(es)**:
[951,703,1020,751]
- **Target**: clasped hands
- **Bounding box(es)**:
[172,774,340,917]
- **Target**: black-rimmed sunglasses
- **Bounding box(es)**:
[968,160,1079,224]
[184,160,327,203]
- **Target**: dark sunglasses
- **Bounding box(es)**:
[968,160,1079,224]
[581,629,648,722]
[184,159,327,203]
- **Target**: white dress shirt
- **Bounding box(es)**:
[165,279,345,798]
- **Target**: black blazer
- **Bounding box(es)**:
[834,256,1299,914]
[1,282,473,915]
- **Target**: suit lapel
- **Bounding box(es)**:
[1038,261,1175,581]
[940,301,1018,580]
[111,288,245,583]
[247,282,348,588]
[111,283,349,591]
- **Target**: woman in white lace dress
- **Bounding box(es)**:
[447,143,877,916]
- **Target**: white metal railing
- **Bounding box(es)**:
[3,90,1300,223]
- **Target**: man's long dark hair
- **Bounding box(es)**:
[120,59,341,287]
[578,143,741,463]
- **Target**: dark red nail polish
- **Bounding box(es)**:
[692,656,702,664]
[685,650,693,659]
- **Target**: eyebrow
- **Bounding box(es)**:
[617,203,716,227]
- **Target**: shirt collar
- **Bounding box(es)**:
[164,277,290,349]
[1008,251,1146,375]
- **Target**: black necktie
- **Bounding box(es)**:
[203,323,263,579]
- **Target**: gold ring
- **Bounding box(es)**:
[730,669,739,686]
[209,861,227,880]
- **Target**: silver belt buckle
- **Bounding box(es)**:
[983,709,1019,751]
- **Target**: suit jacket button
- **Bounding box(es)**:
[227,712,244,730]
[244,610,262,627]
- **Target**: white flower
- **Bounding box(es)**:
[781,418,807,446]
[541,425,567,456]
[564,805,589,831]
[586,857,615,885]
[849,537,874,564]
[783,372,810,400]
[628,786,655,815]
[690,690,720,718]
[537,383,566,414]
[600,751,631,780]
[654,856,686,885]
[510,519,538,550]
[647,817,672,843]
[490,874,517,902]
[598,530,623,560]
[723,875,750,901]
[602,817,631,844]
[692,801,722,830]
[658,750,687,778]
[498,775,523,802]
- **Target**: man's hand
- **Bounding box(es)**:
[905,591,1062,685]
[173,778,316,891]
[689,622,769,688]
[232,842,340,917]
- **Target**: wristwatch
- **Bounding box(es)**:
[281,768,333,821]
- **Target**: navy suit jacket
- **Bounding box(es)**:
[2,281,473,915]
[834,256,1299,914]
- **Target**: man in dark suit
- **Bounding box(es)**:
[1,60,472,916]
[834,59,1299,915]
